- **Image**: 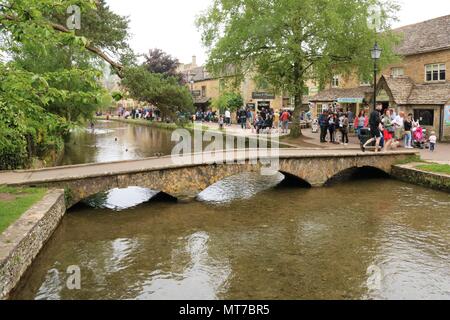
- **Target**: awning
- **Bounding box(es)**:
[337,98,364,104]
[193,97,211,104]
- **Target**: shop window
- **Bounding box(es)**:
[414,109,434,126]
[425,64,445,82]
[391,67,404,78]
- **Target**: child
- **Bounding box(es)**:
[429,131,437,152]
[219,115,224,130]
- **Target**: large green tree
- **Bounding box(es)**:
[0,0,128,168]
[197,0,400,137]
[121,66,194,120]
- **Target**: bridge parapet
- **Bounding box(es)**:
[0,149,418,207]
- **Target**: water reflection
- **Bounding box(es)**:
[62,121,176,165]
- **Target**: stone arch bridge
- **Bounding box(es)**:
[0,149,417,207]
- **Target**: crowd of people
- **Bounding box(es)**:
[360,104,437,152]
[194,108,312,134]
[117,106,161,121]
[318,109,354,145]
[318,105,437,152]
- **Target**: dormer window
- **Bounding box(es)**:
[332,75,339,88]
[425,64,445,82]
[391,67,404,78]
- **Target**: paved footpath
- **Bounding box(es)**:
[0,148,417,186]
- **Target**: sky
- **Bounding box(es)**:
[106,0,450,66]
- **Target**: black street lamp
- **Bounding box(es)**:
[370,42,382,110]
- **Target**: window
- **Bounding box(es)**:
[414,109,434,126]
[391,67,404,78]
[332,75,339,88]
[201,86,207,97]
[425,64,446,82]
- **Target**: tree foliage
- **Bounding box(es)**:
[0,0,128,168]
[212,92,244,113]
[197,0,400,137]
[121,66,194,119]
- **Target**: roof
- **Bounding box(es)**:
[186,66,214,82]
[394,15,450,56]
[309,86,373,102]
[193,96,211,104]
[378,75,450,105]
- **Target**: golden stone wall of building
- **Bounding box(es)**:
[383,50,450,83]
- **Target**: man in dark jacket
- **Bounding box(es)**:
[319,111,329,143]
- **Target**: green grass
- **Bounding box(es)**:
[415,164,450,175]
[0,186,47,234]
[395,155,425,165]
[96,116,209,132]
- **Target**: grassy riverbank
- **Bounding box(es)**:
[415,163,450,175]
[0,187,47,233]
[95,116,209,133]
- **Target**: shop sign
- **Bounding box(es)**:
[191,90,201,97]
[445,105,450,126]
[337,98,364,104]
[252,92,275,100]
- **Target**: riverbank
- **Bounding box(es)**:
[392,162,450,193]
[94,116,209,133]
[0,189,66,299]
[0,187,47,233]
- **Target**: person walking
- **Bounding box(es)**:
[274,110,280,132]
[403,114,413,148]
[429,131,437,152]
[224,109,231,126]
[362,104,383,152]
[280,110,290,134]
[382,109,394,151]
[239,108,247,129]
[328,113,336,143]
[341,113,349,145]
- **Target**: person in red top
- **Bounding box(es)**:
[280,110,291,134]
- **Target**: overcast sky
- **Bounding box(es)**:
[106,0,450,65]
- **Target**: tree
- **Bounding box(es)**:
[197,0,400,137]
[0,0,128,168]
[212,92,244,113]
[144,49,180,77]
[121,66,194,119]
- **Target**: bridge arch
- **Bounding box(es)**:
[324,166,391,186]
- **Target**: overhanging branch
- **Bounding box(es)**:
[1,13,124,77]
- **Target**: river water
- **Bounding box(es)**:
[11,121,450,300]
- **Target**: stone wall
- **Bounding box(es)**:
[392,164,450,193]
[0,190,66,300]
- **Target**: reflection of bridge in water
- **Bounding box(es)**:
[0,149,417,207]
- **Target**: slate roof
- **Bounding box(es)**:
[394,15,450,56]
[378,75,450,105]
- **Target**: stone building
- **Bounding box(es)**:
[181,63,301,112]
[311,14,450,141]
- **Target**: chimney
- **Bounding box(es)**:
[192,55,197,67]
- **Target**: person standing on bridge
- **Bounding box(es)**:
[362,104,383,152]
[319,110,329,143]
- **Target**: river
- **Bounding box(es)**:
[11,120,450,300]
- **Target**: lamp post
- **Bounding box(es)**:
[370,42,382,110]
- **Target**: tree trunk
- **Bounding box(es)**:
[290,63,303,138]
[289,93,303,137]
